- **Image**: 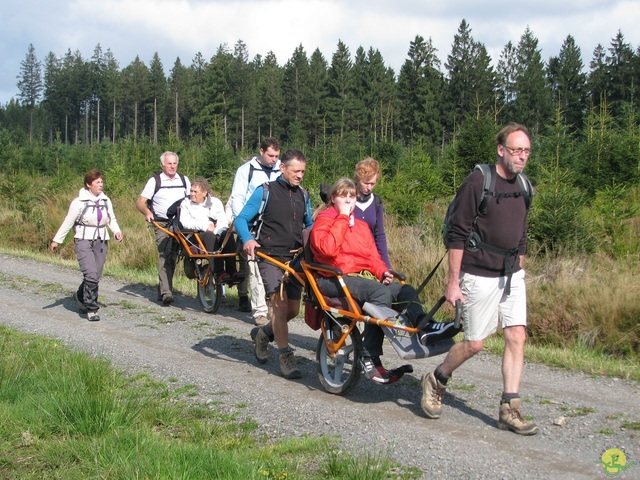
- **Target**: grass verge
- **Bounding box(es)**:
[0,326,416,479]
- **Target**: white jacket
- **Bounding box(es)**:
[53,188,121,243]
[178,195,229,235]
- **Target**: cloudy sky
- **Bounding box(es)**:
[2,0,639,104]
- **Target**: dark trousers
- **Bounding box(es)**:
[74,239,108,312]
[154,222,178,297]
[200,230,238,275]
[316,275,425,357]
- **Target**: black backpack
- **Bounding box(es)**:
[146,172,188,213]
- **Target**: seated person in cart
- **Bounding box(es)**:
[310,178,460,384]
[171,178,242,283]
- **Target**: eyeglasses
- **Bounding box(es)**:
[503,145,532,156]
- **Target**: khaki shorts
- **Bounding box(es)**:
[460,269,527,341]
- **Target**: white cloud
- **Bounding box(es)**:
[1,0,639,103]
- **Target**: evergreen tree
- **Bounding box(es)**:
[397,35,444,144]
[605,30,636,117]
[327,40,353,139]
[169,57,189,141]
[445,20,496,128]
[512,27,552,132]
[282,44,311,145]
[16,43,43,142]
[587,43,608,110]
[148,52,167,144]
[231,40,256,151]
[496,41,517,122]
[120,56,150,138]
[205,44,235,144]
[189,52,209,139]
[547,35,586,132]
[254,51,285,142]
[307,48,329,148]
[365,48,396,143]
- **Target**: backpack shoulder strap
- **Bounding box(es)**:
[251,182,270,238]
[475,164,494,216]
[516,172,534,210]
[152,173,162,197]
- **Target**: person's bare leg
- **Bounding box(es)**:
[439,338,485,377]
[501,325,526,393]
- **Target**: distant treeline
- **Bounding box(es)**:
[2,21,640,150]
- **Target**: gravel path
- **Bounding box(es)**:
[0,253,638,479]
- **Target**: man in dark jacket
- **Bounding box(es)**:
[422,123,539,435]
[234,149,313,379]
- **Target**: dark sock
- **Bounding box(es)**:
[263,324,274,338]
[278,347,292,355]
[434,365,451,385]
[501,392,520,404]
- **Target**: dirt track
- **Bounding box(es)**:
[0,253,638,479]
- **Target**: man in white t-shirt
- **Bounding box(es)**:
[228,137,282,325]
[136,151,190,305]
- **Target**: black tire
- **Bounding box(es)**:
[196,263,222,313]
[316,318,362,395]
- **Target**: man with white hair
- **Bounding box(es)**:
[136,151,191,305]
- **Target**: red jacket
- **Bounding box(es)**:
[310,207,388,280]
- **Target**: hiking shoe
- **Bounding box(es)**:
[87,311,100,322]
[419,321,461,345]
[74,292,88,313]
[278,351,302,379]
[217,272,231,284]
[498,398,539,435]
[231,272,245,284]
[251,326,270,364]
[421,371,446,419]
[360,356,389,384]
[238,295,251,312]
[161,293,174,305]
[254,315,269,326]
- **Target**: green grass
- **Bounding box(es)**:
[0,326,417,479]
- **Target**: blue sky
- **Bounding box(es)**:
[2,0,639,104]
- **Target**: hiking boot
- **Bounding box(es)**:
[360,356,389,384]
[238,295,251,312]
[254,315,269,326]
[74,292,88,313]
[421,371,446,419]
[278,351,302,379]
[251,326,270,364]
[498,398,539,435]
[161,293,174,305]
[419,321,461,345]
[87,311,100,322]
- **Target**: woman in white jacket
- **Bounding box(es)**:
[50,169,123,321]
[177,178,241,283]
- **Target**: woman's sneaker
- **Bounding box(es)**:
[87,311,100,322]
[360,356,389,384]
